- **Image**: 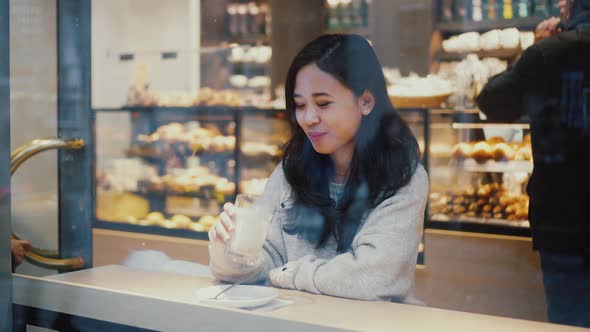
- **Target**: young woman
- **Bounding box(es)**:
[209,34,428,303]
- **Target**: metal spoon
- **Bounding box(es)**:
[212,282,241,300]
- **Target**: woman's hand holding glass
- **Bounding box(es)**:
[209,194,273,266]
[209,202,236,244]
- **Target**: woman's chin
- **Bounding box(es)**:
[310,142,332,155]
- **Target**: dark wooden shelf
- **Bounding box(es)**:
[95,106,286,118]
[228,34,270,45]
[436,17,545,33]
[129,189,231,201]
[426,218,531,237]
[127,148,235,162]
[94,219,210,240]
[324,27,370,36]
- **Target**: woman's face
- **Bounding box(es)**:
[293,64,365,157]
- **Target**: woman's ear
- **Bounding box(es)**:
[358,90,376,116]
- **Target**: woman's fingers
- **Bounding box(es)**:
[223,202,235,217]
[208,202,237,243]
[213,221,230,243]
[210,212,233,243]
[219,212,235,233]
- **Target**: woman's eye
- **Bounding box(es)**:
[295,104,305,110]
[317,101,332,108]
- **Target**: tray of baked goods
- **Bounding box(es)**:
[95,210,216,240]
[96,185,220,239]
[135,171,236,200]
[129,122,237,160]
[125,212,216,232]
[97,162,236,199]
[240,141,283,160]
[450,135,532,173]
[429,183,530,228]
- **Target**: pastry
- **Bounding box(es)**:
[501,28,520,49]
[215,179,236,196]
[451,142,473,159]
[190,222,206,232]
[488,197,499,206]
[486,136,505,145]
[499,195,515,207]
[137,219,156,227]
[523,134,532,144]
[198,215,217,229]
[477,185,492,198]
[482,204,493,213]
[470,142,493,163]
[452,205,466,214]
[158,219,178,229]
[505,204,519,215]
[146,211,166,224]
[515,145,533,161]
[515,208,529,220]
[171,214,193,229]
[492,143,515,161]
[453,196,466,205]
[157,123,186,141]
[468,202,479,212]
[96,192,150,222]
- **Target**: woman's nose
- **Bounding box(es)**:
[301,107,320,126]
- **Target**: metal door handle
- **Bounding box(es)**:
[10,137,86,271]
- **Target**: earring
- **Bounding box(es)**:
[363,108,369,115]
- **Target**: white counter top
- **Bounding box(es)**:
[12,265,586,332]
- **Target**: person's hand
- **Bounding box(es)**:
[11,239,32,266]
[208,202,236,243]
[269,255,317,290]
[535,17,562,42]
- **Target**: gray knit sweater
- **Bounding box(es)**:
[209,164,429,303]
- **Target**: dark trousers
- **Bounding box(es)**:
[539,249,590,327]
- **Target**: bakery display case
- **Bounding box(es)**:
[94,106,288,239]
[425,110,532,236]
[93,106,433,245]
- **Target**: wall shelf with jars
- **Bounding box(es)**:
[437,0,558,30]
[429,0,554,109]
[324,0,371,35]
[224,0,271,45]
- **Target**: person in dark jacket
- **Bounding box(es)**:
[477,0,590,327]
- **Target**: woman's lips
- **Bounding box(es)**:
[308,132,326,142]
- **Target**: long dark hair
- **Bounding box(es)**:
[282,34,420,252]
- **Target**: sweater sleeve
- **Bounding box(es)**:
[290,166,429,302]
[477,44,544,123]
[209,164,288,284]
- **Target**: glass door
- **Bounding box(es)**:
[4,0,94,330]
[1,0,13,329]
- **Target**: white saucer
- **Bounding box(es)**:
[197,285,279,309]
